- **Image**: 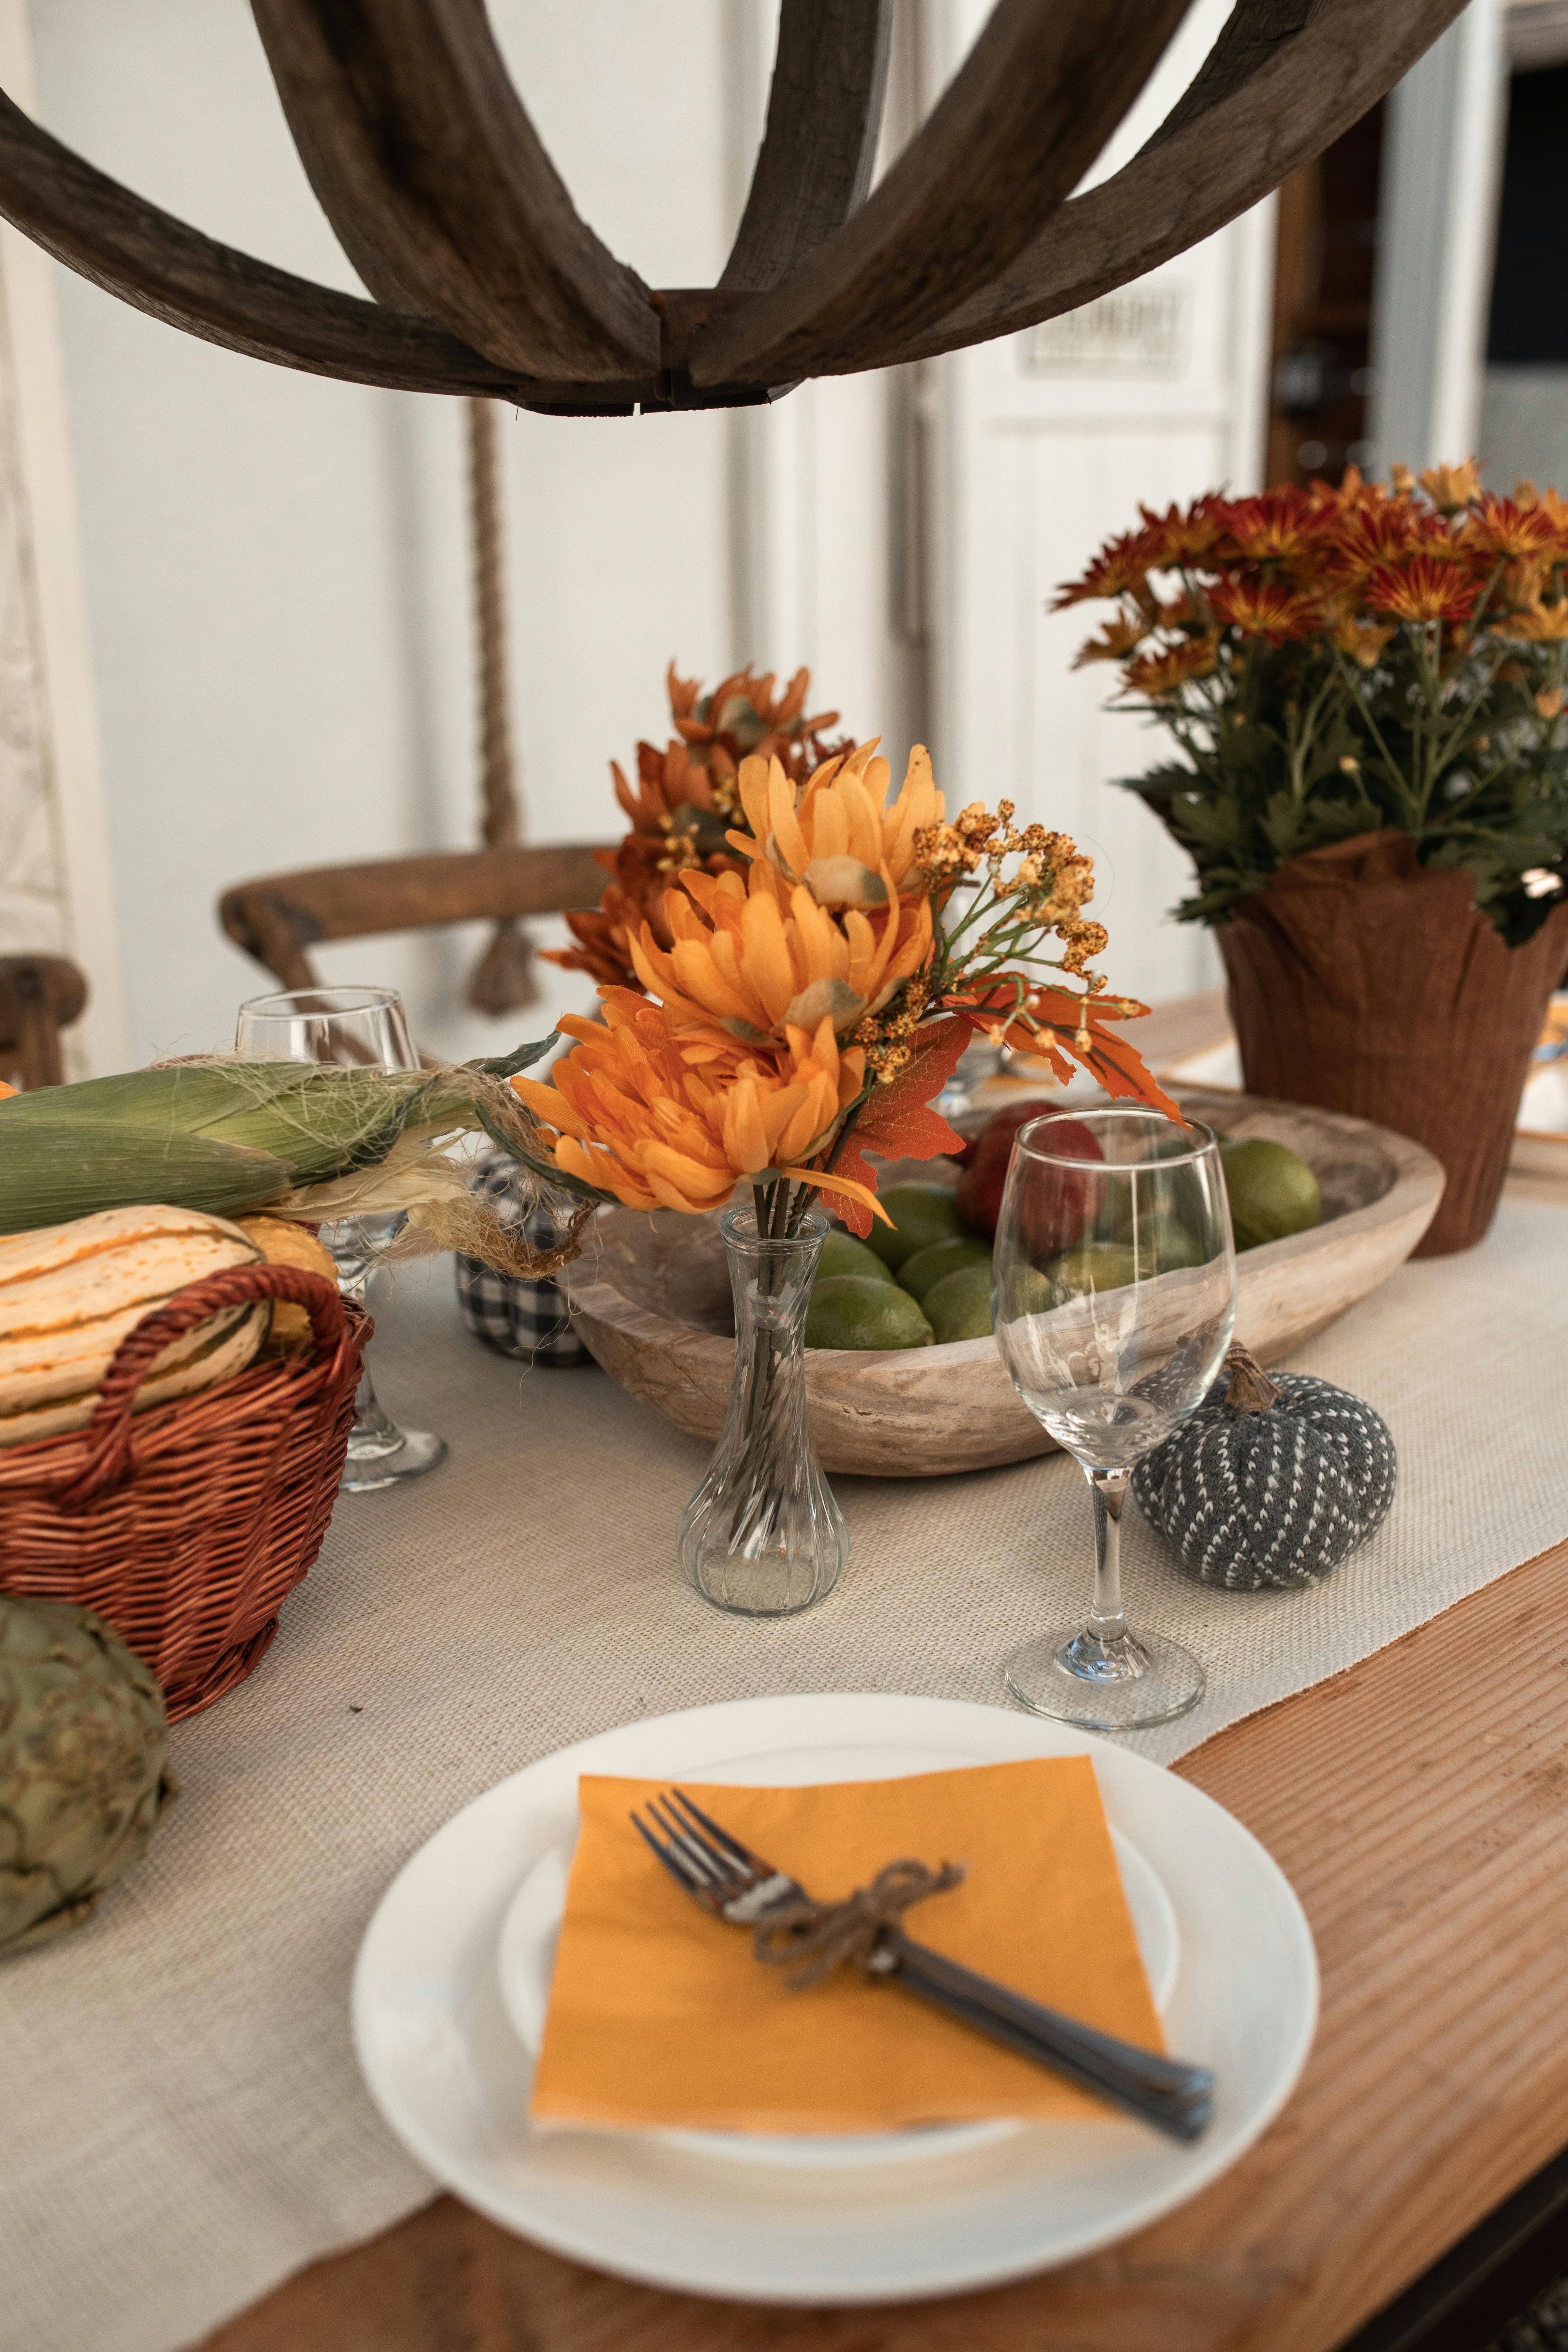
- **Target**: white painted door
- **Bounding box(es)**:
[930,0,1275,1009]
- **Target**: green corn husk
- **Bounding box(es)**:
[0,1042,567,1260]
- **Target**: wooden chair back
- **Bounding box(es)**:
[218,845,611,991]
[0,954,88,1089]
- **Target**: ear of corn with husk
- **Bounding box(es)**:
[0,1044,564,1256]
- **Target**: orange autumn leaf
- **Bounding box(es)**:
[0,1080,15,1100]
[956,986,1182,1123]
[825,1017,970,1237]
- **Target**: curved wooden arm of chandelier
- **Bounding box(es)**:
[0,0,1469,411]
[842,0,1470,371]
[691,0,1192,386]
[249,0,658,381]
[721,0,893,293]
[0,83,541,397]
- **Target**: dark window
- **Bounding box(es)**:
[1488,65,1568,364]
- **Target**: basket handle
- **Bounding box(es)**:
[59,1261,351,1506]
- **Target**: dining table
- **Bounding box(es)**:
[9,993,1568,2352]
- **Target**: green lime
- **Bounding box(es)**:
[924,1261,995,1343]
[1109,1212,1206,1271]
[1219,1137,1321,1252]
[1048,1241,1142,1299]
[805,1275,934,1351]
[865,1182,964,1271]
[816,1229,896,1285]
[898,1234,993,1303]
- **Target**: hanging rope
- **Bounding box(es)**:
[464,396,540,1015]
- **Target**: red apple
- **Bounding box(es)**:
[956,1102,1102,1254]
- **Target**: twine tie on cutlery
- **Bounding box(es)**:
[751,1858,965,1988]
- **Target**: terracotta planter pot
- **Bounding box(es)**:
[1217,832,1568,1256]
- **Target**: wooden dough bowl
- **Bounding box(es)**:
[560,1091,1444,1478]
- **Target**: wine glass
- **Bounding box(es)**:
[235,984,447,1493]
[992,1107,1236,1729]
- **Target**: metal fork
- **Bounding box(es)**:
[632,1787,1214,2142]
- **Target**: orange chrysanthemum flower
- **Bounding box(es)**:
[1459,494,1561,562]
[1363,556,1480,624]
[632,746,938,1045]
[545,662,847,990]
[1206,578,1319,643]
[511,989,879,1219]
[1418,459,1483,514]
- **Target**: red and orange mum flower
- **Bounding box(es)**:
[1054,460,1568,940]
[1124,638,1220,697]
[1205,578,1319,643]
[1459,494,1561,562]
[1219,488,1338,568]
[1363,556,1479,625]
[1050,527,1156,611]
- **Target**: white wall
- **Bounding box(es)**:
[27,0,745,1066]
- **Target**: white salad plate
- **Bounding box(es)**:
[353,1691,1318,2305]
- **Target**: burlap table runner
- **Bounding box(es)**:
[4,1199,1567,2352]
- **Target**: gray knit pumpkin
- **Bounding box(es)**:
[1133,1347,1396,1591]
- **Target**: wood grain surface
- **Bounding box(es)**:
[249,0,659,383]
[219,844,612,989]
[195,1531,1568,2352]
[561,1092,1444,1477]
[690,0,1190,386]
[719,0,893,298]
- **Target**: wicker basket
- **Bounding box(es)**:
[0,1262,367,1720]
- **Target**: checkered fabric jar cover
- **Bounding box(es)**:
[1132,1370,1397,1591]
[454,1147,592,1367]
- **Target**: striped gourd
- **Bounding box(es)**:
[0,1205,270,1448]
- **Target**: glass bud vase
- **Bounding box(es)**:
[678,1205,847,1616]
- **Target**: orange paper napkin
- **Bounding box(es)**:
[529,1758,1162,2134]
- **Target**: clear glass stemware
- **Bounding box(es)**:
[992,1106,1236,1729]
[234,983,448,1494]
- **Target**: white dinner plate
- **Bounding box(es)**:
[495,1819,1180,2171]
[353,1692,1317,2305]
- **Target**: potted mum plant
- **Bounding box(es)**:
[512,724,1172,1614]
[1057,464,1568,1253]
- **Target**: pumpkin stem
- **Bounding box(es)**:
[1224,1342,1281,1415]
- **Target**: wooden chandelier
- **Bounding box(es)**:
[0,0,1465,417]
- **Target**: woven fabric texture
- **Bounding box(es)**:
[1133,1372,1398,1589]
[453,1148,592,1365]
[3,1201,1567,2352]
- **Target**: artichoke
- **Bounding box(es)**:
[0,1597,174,1957]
